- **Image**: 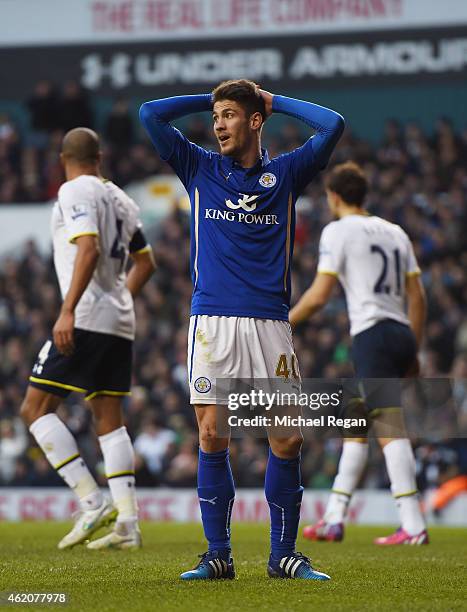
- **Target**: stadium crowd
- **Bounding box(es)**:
[0,82,466,506]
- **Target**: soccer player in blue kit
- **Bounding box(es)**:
[140,80,344,580]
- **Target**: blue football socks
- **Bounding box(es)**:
[265,448,304,558]
[197,448,235,557]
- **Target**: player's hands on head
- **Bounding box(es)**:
[53,309,75,356]
[258,88,274,119]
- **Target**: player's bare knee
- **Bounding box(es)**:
[198,419,229,452]
[93,416,122,437]
[195,406,219,445]
[19,397,34,425]
[284,433,304,456]
[20,388,54,426]
[92,412,112,437]
[199,422,218,446]
[270,433,303,458]
[90,399,123,436]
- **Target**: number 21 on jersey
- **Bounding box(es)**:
[370,245,402,295]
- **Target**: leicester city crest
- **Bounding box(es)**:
[259,172,277,188]
[194,377,212,393]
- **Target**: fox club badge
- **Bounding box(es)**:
[259,172,277,188]
[194,377,212,393]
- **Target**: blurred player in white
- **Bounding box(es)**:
[290,162,428,545]
[20,128,155,550]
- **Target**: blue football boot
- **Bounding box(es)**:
[180,550,235,580]
[267,552,331,580]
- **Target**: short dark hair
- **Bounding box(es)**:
[325,161,368,206]
[212,79,266,122]
[61,127,100,164]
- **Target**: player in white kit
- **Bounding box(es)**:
[20,128,156,550]
[290,162,428,545]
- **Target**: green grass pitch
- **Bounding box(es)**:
[0,523,466,611]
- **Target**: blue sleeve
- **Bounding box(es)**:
[272,95,345,193]
[139,94,213,188]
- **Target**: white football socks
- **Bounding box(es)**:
[324,441,368,524]
[29,414,103,510]
[383,438,426,535]
[98,426,138,525]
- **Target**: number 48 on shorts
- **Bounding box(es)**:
[275,353,300,380]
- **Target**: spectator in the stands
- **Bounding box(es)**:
[165,434,198,487]
[58,80,93,132]
[27,80,60,143]
[134,415,177,484]
[0,418,28,483]
[105,98,134,149]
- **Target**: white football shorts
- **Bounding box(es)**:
[187,315,300,405]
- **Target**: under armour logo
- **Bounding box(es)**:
[225,193,259,212]
[81,53,132,89]
[199,496,218,505]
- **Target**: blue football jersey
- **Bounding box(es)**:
[140,94,344,320]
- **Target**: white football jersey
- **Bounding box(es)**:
[51,175,148,340]
[317,214,421,336]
